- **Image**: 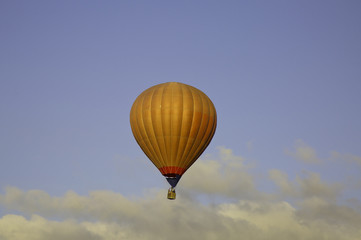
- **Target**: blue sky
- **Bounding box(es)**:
[1,1,361,239]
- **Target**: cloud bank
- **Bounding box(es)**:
[285,139,321,164]
[1,145,361,240]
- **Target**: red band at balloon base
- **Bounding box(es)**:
[159,166,186,176]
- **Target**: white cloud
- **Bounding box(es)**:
[297,197,361,228]
[330,151,361,166]
[285,139,321,164]
[269,169,342,200]
[181,146,263,199]
[1,146,360,240]
[296,171,342,200]
[1,192,360,240]
[269,169,293,195]
[220,199,361,240]
[0,214,100,240]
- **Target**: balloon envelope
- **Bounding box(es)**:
[130,82,217,185]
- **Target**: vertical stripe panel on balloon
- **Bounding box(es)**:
[158,85,168,168]
[143,88,164,169]
[191,97,217,165]
[170,83,183,169]
[161,84,172,170]
[183,89,211,170]
[179,87,203,170]
[133,92,158,168]
[151,85,168,168]
[175,84,194,168]
[130,96,152,162]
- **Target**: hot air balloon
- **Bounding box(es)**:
[130,82,217,199]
